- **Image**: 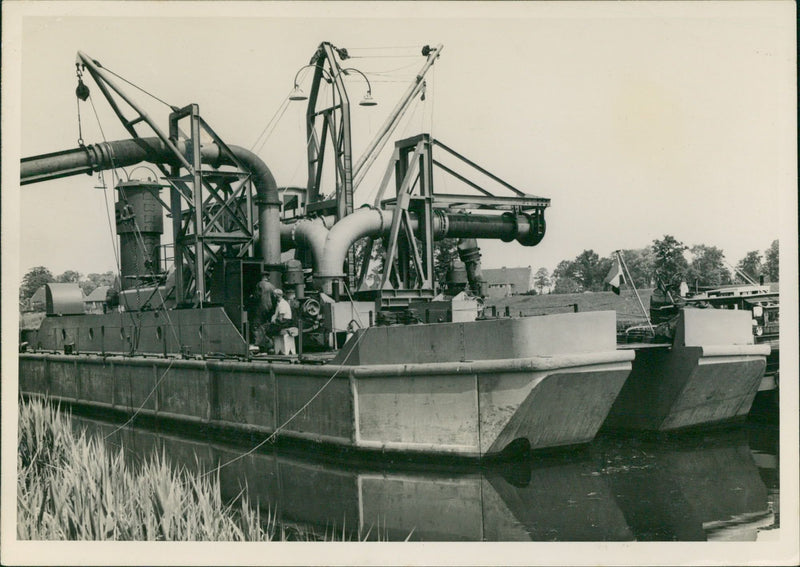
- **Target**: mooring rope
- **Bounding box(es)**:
[202,321,371,477]
[84,90,187,441]
[87,93,182,350]
[102,357,177,440]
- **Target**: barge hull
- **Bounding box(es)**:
[19,312,633,458]
[604,309,770,432]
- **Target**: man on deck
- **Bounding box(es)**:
[271,289,292,327]
[269,289,296,354]
[251,274,277,352]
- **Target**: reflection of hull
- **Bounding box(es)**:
[72,415,635,541]
[606,431,772,541]
[20,312,633,458]
[71,415,775,541]
[605,310,769,432]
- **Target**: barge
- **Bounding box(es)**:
[605,308,770,432]
[20,309,633,458]
[18,42,768,457]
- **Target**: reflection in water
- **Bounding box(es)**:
[70,415,777,541]
[601,430,775,541]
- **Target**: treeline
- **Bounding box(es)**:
[534,236,779,295]
[19,267,118,302]
[18,235,780,302]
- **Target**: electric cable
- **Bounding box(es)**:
[346,55,420,59]
[98,63,177,110]
[253,99,292,156]
[250,94,291,153]
[346,45,422,50]
[86,92,186,439]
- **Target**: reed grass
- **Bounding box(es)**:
[18,397,394,541]
[17,398,278,541]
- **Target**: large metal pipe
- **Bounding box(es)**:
[21,137,282,282]
[279,215,333,260]
[314,207,390,288]
[310,206,545,286]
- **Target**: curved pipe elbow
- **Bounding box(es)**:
[199,144,282,277]
[279,215,332,260]
[316,207,390,282]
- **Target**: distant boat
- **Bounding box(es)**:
[684,283,780,411]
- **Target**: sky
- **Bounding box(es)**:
[7,2,797,281]
[2,3,799,565]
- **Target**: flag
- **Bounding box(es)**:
[604,256,625,295]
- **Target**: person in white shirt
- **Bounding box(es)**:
[271,289,292,324]
[269,289,297,354]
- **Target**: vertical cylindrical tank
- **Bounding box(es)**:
[283,258,306,299]
[115,180,163,290]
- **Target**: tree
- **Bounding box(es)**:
[573,250,601,291]
[736,250,763,283]
[763,240,779,282]
[594,256,614,291]
[552,259,577,281]
[433,238,460,286]
[80,271,118,296]
[553,276,581,294]
[534,267,551,294]
[20,266,54,301]
[687,245,731,288]
[619,248,654,288]
[651,235,689,286]
[571,250,614,292]
[56,270,82,284]
[352,237,386,289]
[551,259,580,294]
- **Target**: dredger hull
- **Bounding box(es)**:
[19,311,633,458]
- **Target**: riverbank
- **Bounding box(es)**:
[17,397,277,541]
[486,289,655,328]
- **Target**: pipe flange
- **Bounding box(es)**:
[499,211,517,243]
[517,210,546,246]
[374,206,385,233]
[433,209,448,239]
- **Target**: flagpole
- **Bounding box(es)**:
[616,250,655,336]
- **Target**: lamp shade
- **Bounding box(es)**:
[289,86,308,101]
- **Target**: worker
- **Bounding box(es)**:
[271,289,292,326]
[285,288,300,320]
[257,274,277,321]
[250,273,277,352]
[270,289,297,355]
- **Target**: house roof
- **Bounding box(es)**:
[84,285,110,302]
[30,286,47,302]
[482,267,532,291]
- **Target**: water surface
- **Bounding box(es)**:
[70,413,779,541]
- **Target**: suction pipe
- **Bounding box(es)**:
[279,215,333,264]
[22,140,545,292]
[21,137,283,284]
[306,206,545,290]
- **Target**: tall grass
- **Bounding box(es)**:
[17,397,277,541]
